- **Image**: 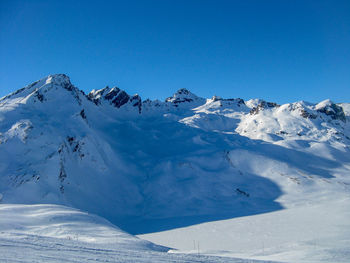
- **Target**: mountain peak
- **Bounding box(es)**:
[175,88,191,95]
[165,88,204,106]
[315,99,346,122]
[45,74,71,85]
[26,74,73,92]
[0,74,78,104]
[87,86,141,113]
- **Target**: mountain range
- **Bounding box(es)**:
[1,74,350,262]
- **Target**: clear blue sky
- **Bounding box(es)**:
[1,0,349,103]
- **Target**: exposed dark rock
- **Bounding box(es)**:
[212,97,245,107]
[235,98,245,106]
[172,97,193,104]
[111,90,130,108]
[80,109,87,119]
[249,108,259,115]
[62,81,74,91]
[73,143,79,152]
[58,145,63,154]
[176,88,190,95]
[287,103,317,119]
[225,98,245,106]
[65,136,84,159]
[317,104,346,122]
[165,88,195,104]
[250,101,280,115]
[266,102,279,107]
[67,136,75,145]
[88,86,141,110]
[130,95,142,113]
[34,91,44,102]
[87,87,106,105]
[236,188,250,197]
[300,109,317,119]
[143,99,162,107]
[59,165,66,182]
[104,87,120,100]
[59,162,67,193]
[87,97,100,105]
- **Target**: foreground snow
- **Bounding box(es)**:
[0,204,273,263]
[140,196,350,263]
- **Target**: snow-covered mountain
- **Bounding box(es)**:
[1,74,350,262]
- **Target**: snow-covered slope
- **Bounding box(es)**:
[140,195,350,263]
[1,74,350,262]
[0,203,162,247]
[1,204,269,263]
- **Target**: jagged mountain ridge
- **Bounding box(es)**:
[2,74,347,123]
[0,74,349,234]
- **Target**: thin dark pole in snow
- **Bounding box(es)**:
[197,241,200,257]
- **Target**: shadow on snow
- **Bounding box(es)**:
[95,119,342,235]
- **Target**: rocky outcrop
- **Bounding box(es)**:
[316,102,346,122]
[287,102,317,119]
[130,94,142,113]
[88,86,141,112]
[104,87,120,101]
[165,88,205,108]
[111,90,129,108]
[166,88,195,104]
[250,101,280,115]
[300,109,317,119]
[211,96,245,105]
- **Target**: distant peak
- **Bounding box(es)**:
[315,99,334,110]
[165,88,203,105]
[45,74,71,83]
[211,95,222,102]
[0,74,77,103]
[24,74,74,93]
[315,99,346,122]
[88,85,139,110]
[175,88,191,95]
[249,100,280,115]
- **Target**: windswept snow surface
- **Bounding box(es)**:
[0,204,272,263]
[1,74,350,262]
[140,196,350,263]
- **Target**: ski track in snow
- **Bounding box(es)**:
[0,204,273,263]
[0,235,271,263]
